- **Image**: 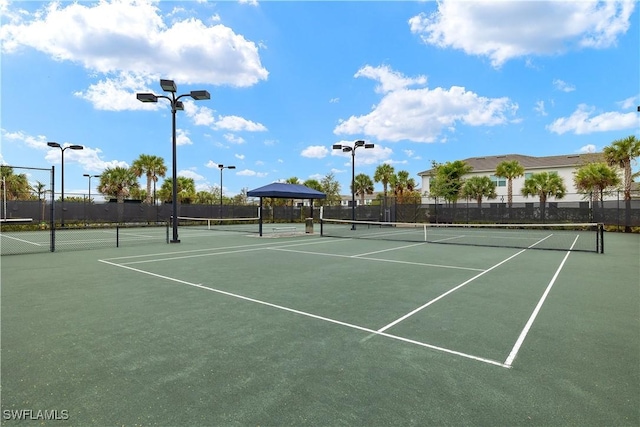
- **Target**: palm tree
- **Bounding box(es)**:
[573,162,620,212]
[33,181,48,222]
[0,166,32,200]
[177,176,196,204]
[353,173,374,206]
[461,176,497,208]
[392,170,417,204]
[158,176,196,204]
[98,167,139,222]
[521,172,566,222]
[131,154,167,205]
[98,167,139,203]
[603,135,640,232]
[374,163,395,209]
[495,160,525,208]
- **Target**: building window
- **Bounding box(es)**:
[525,172,534,179]
[490,175,506,187]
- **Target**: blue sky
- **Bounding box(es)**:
[1,0,638,200]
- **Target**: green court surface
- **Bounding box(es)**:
[1,228,638,425]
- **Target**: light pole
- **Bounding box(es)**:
[48,142,84,226]
[137,79,210,243]
[332,140,374,229]
[83,174,100,202]
[218,164,236,218]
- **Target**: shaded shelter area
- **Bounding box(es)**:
[247,183,326,236]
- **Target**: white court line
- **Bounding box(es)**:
[0,234,43,246]
[118,246,270,265]
[503,235,579,367]
[268,247,485,272]
[97,258,509,369]
[375,233,554,334]
[102,240,310,261]
[353,242,426,257]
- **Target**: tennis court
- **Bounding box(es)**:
[1,225,638,425]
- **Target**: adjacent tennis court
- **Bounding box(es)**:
[1,226,638,425]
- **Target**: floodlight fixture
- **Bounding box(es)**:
[364,143,375,149]
[190,90,211,100]
[160,79,177,93]
[332,144,342,150]
[175,101,184,111]
[47,142,61,148]
[137,93,158,103]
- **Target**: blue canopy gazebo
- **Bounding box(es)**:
[247,183,326,236]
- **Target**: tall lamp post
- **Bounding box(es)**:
[218,164,236,218]
[137,79,210,243]
[83,174,100,202]
[47,142,84,226]
[332,140,374,229]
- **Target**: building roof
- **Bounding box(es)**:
[247,182,326,199]
[417,153,604,176]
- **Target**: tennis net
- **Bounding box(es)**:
[319,218,604,253]
[176,216,260,234]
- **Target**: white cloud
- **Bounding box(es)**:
[176,129,192,146]
[331,144,392,166]
[235,154,245,160]
[618,95,639,110]
[224,133,246,144]
[1,128,128,172]
[237,169,268,178]
[409,0,635,68]
[553,79,576,93]
[547,104,637,135]
[215,115,267,132]
[1,0,268,96]
[183,101,216,126]
[301,145,329,159]
[329,98,340,104]
[579,144,597,153]
[355,65,427,94]
[178,169,205,181]
[334,65,517,143]
[534,100,548,116]
[239,0,259,6]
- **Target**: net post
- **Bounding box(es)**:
[319,206,324,236]
[116,225,120,247]
[166,220,170,243]
[50,165,56,252]
[599,223,604,254]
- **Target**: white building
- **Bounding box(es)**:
[418,153,615,204]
